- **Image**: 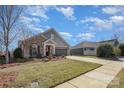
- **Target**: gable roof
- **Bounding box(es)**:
[20,28,70,47]
[72,39,119,49]
[20,34,46,45]
[99,39,119,47]
[41,28,70,47]
[99,39,118,43]
[71,42,100,49]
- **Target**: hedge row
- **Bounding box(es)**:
[97,44,124,57]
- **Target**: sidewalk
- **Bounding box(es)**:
[55,56,124,88]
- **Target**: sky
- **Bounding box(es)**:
[18,5,124,47]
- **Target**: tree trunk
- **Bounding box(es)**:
[5,46,9,64]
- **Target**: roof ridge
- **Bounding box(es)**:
[99,39,117,42]
[20,28,53,42]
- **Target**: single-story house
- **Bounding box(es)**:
[19,28,70,58]
[70,39,119,56]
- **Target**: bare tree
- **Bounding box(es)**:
[17,25,34,48]
[0,6,23,63]
[0,33,4,53]
[19,25,34,41]
[111,34,119,40]
[112,31,124,43]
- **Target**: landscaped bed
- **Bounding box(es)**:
[108,67,124,88]
[0,59,101,88]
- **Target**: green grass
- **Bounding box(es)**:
[0,59,101,88]
[108,68,124,88]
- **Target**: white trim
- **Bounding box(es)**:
[42,28,69,47]
[43,38,56,56]
[43,44,55,56]
[44,38,56,44]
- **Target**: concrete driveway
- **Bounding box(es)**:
[55,56,124,88]
[66,56,124,65]
[118,57,124,61]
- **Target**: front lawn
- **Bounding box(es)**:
[0,59,101,88]
[108,67,124,88]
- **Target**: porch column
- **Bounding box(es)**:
[53,45,55,55]
[43,44,46,56]
[67,47,70,55]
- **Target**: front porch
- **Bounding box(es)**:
[29,39,56,58]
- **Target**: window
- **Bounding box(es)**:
[84,48,87,51]
[31,44,37,56]
[84,47,95,51]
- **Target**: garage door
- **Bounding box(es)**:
[55,49,67,56]
[70,48,84,55]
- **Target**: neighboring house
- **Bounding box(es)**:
[70,42,99,56]
[99,39,119,47]
[70,39,119,56]
[19,28,70,58]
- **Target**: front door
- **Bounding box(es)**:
[44,43,55,56]
[46,45,50,56]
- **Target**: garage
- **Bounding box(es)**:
[70,48,84,55]
[55,49,68,56]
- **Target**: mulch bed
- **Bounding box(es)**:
[0,63,22,69]
[0,56,65,69]
[42,56,65,62]
[0,71,17,88]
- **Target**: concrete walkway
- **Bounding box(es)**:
[55,56,124,88]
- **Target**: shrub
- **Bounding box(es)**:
[0,59,5,64]
[119,44,124,56]
[97,44,114,57]
[113,47,121,56]
[0,55,5,64]
[13,48,23,59]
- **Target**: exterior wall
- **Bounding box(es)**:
[43,30,70,56]
[22,44,42,58]
[20,29,70,57]
[20,35,45,58]
[83,48,97,56]
[43,31,69,48]
[23,46,30,58]
[70,48,97,56]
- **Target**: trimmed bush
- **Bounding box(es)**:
[97,44,114,57]
[0,59,5,64]
[13,48,23,59]
[119,44,124,56]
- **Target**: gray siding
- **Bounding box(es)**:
[43,30,69,48]
[83,47,97,56]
